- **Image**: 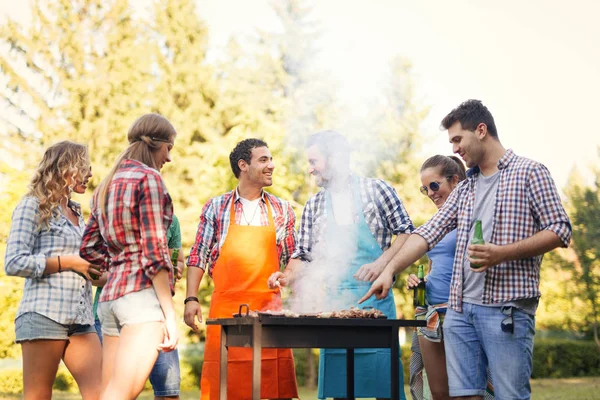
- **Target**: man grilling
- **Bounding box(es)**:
[268,130,414,400]
[184,138,298,400]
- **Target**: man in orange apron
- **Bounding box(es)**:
[184,138,298,400]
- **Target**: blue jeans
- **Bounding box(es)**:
[94,318,102,345]
[149,349,181,396]
[443,303,535,399]
[15,312,96,342]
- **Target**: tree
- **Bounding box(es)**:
[563,161,600,348]
[0,0,155,195]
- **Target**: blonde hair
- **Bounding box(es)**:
[95,113,176,216]
[27,141,90,229]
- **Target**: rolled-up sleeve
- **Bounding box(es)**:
[187,200,216,270]
[138,174,172,280]
[278,202,297,268]
[291,199,313,261]
[375,180,414,234]
[4,197,46,278]
[414,188,459,250]
[80,208,110,270]
[528,164,572,247]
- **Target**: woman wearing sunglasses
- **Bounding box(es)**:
[408,155,494,400]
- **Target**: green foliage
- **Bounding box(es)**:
[180,343,204,386]
[532,339,600,378]
[0,369,22,395]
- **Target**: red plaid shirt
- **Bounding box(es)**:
[80,159,173,302]
[187,189,296,277]
[414,149,572,312]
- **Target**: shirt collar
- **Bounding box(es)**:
[233,187,266,203]
[466,149,515,178]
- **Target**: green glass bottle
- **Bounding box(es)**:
[470,220,485,268]
[413,264,426,307]
[171,248,179,284]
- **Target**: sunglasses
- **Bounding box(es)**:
[501,305,514,334]
[419,176,452,196]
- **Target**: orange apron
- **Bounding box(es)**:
[200,199,298,400]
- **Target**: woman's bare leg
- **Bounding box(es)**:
[21,340,65,400]
[62,333,103,400]
[418,336,451,400]
[100,322,164,400]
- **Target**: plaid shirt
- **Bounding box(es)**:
[5,197,93,325]
[292,175,414,261]
[80,159,173,302]
[187,189,296,276]
[415,149,572,311]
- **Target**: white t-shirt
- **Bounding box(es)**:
[239,197,262,226]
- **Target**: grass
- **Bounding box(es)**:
[1,377,599,399]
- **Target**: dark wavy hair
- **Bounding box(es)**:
[441,99,498,138]
[229,138,268,178]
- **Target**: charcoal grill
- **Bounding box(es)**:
[207,309,426,400]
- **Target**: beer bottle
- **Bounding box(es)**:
[171,248,180,284]
[470,219,484,268]
[413,264,426,307]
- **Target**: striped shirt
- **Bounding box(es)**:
[414,149,572,311]
[5,196,93,325]
[292,175,414,261]
[80,159,173,302]
[187,189,296,276]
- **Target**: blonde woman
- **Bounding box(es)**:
[80,113,179,400]
[5,141,102,400]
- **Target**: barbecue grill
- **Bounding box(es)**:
[207,305,426,400]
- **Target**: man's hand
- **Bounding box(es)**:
[468,243,504,273]
[359,270,394,303]
[354,259,386,282]
[267,272,288,289]
[184,301,203,332]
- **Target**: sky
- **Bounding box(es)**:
[1,0,599,192]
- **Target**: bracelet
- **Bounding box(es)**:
[184,296,199,305]
[57,256,62,273]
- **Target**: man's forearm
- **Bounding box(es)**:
[186,266,205,298]
[502,230,564,262]
[284,258,304,283]
[379,233,410,266]
[385,234,429,275]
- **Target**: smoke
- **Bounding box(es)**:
[281,133,368,314]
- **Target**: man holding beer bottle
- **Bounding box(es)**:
[360,100,572,400]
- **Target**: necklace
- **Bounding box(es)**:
[241,201,260,225]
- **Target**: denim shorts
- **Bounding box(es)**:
[97,287,164,337]
[443,303,535,399]
[149,348,181,396]
[15,312,96,343]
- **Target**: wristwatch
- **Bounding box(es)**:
[184,296,199,305]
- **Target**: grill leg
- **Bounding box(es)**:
[346,348,355,400]
[252,322,262,400]
[391,326,400,400]
[219,326,228,400]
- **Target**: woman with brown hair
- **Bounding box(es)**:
[5,141,102,400]
[408,155,494,400]
[80,113,179,400]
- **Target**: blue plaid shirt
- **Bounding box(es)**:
[5,196,93,325]
[414,149,572,311]
[292,175,414,261]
